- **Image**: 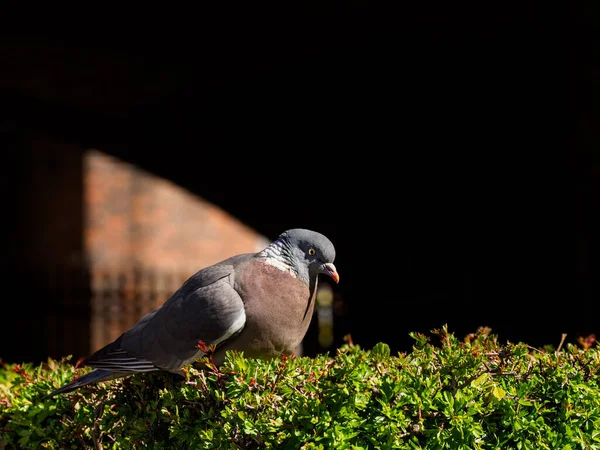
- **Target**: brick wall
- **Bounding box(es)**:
[18,133,85,266]
[84,149,268,272]
[83,149,269,351]
[4,129,89,363]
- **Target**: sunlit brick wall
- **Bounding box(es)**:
[84,149,268,272]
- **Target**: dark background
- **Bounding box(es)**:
[2,4,596,358]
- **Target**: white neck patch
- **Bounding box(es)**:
[257,238,298,278]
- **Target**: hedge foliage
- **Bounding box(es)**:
[1,326,600,449]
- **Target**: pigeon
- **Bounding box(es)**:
[48,228,339,396]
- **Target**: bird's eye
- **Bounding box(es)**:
[308,247,316,256]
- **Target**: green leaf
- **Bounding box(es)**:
[471,373,489,388]
[372,343,391,360]
[354,393,369,410]
[492,386,505,401]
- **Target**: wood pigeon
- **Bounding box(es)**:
[48,228,339,396]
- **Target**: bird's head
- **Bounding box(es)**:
[278,228,339,285]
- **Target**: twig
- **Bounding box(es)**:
[270,355,288,390]
[92,400,105,450]
[525,344,542,353]
[556,333,567,354]
[197,370,209,392]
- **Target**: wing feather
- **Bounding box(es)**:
[84,254,251,373]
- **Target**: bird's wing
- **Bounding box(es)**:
[85,254,252,373]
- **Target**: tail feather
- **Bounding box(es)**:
[48,369,126,397]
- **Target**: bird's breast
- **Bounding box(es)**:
[233,260,317,356]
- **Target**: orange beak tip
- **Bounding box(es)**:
[323,263,340,284]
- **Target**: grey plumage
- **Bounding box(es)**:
[49,228,339,397]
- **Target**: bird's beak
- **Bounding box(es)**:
[321,262,340,284]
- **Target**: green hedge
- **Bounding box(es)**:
[1,326,599,449]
